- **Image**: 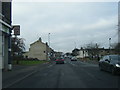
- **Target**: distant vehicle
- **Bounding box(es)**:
[99,55,120,75]
[55,57,64,64]
[71,57,77,61]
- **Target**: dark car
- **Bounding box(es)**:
[99,55,120,75]
[71,57,77,61]
[55,57,64,64]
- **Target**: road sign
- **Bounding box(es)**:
[13,25,20,35]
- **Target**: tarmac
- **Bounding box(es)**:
[2,60,98,89]
[2,62,50,88]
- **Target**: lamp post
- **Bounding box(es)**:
[109,38,111,54]
[48,33,50,47]
[74,42,76,49]
[48,33,50,60]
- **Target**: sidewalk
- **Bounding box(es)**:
[80,59,99,65]
[2,62,50,88]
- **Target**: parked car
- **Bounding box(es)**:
[99,55,120,75]
[55,57,64,64]
[71,57,77,61]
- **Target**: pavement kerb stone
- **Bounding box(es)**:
[79,59,99,65]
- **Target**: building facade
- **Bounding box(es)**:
[75,48,116,59]
[0,1,12,70]
[77,49,89,59]
[23,38,54,60]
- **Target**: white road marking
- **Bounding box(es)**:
[4,70,37,88]
[48,64,53,68]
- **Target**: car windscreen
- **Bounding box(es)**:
[110,55,120,61]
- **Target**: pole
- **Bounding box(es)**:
[8,31,12,70]
[48,33,50,47]
[118,1,120,43]
[48,33,50,60]
[74,42,76,49]
[109,38,111,54]
[118,2,120,55]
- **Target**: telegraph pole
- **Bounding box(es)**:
[48,33,50,47]
[118,1,120,43]
[109,38,111,54]
[74,42,76,49]
[48,33,50,60]
[117,1,120,54]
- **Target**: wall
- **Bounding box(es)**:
[4,34,8,70]
[2,2,11,25]
[0,31,2,69]
[0,1,2,69]
[0,2,12,71]
[77,50,89,58]
[24,40,47,60]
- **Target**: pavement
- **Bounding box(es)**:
[2,62,50,88]
[80,59,99,65]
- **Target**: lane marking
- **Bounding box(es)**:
[47,64,53,68]
[4,70,37,88]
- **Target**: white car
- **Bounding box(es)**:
[71,57,77,61]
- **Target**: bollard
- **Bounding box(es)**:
[8,64,12,71]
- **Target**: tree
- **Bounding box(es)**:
[11,37,25,64]
[65,52,71,56]
[84,42,100,60]
[71,48,79,56]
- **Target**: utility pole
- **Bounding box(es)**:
[48,33,50,47]
[118,1,120,43]
[109,38,111,54]
[48,33,50,60]
[74,42,76,49]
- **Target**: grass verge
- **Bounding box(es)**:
[13,60,49,65]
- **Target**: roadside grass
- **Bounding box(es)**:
[13,60,49,65]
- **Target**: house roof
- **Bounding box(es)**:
[29,38,54,52]
[79,48,114,51]
[30,39,45,46]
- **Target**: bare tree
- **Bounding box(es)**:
[71,48,79,56]
[11,37,25,64]
[84,42,100,60]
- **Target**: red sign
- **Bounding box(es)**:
[13,25,20,35]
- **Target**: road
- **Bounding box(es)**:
[7,58,120,88]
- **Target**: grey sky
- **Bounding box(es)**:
[12,1,118,53]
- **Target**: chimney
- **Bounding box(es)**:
[39,37,42,42]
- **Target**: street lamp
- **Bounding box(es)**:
[48,33,50,47]
[109,38,111,54]
[48,33,50,60]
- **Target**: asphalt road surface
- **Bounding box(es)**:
[7,58,120,88]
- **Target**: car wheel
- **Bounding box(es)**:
[111,67,116,75]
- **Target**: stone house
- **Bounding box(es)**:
[23,38,54,60]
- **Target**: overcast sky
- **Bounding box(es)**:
[12,1,118,53]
